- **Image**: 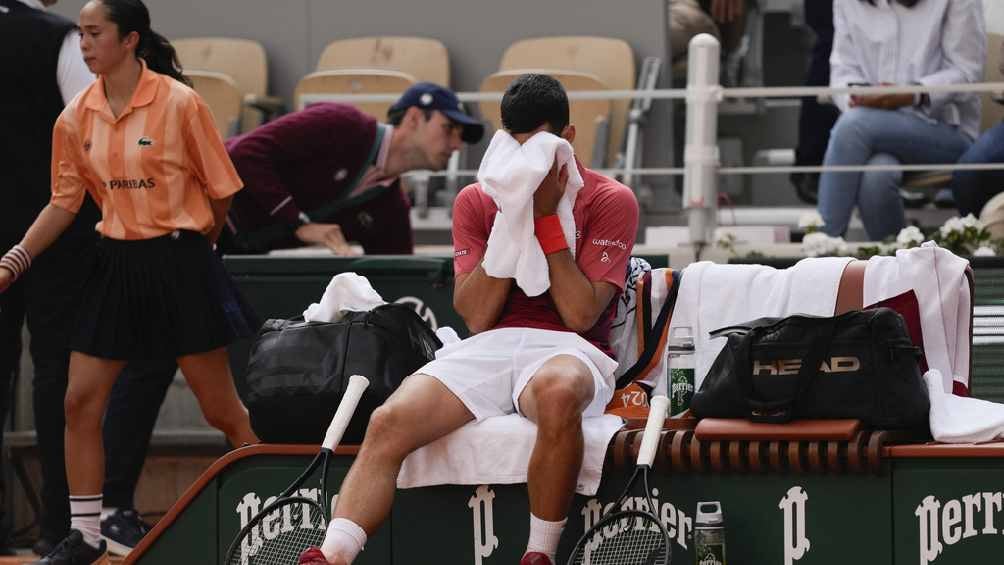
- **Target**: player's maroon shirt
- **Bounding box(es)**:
[452,163,639,357]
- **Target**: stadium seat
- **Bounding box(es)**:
[499,36,635,167]
[293,69,416,119]
[173,37,283,132]
[316,36,450,86]
[479,69,612,169]
[186,70,243,137]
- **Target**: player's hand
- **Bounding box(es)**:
[711,0,744,23]
[294,223,358,256]
[533,161,569,219]
[0,268,13,294]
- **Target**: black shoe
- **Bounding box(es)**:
[791,172,820,205]
[33,536,58,557]
[900,188,931,209]
[101,508,151,556]
[29,530,107,564]
[934,188,956,209]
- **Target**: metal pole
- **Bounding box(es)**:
[684,33,721,247]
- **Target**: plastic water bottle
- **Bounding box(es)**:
[667,326,695,417]
[695,501,726,565]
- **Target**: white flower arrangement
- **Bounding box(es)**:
[973,246,997,257]
[895,226,925,248]
[798,211,825,233]
[801,232,849,258]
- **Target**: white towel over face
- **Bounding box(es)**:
[477,130,584,297]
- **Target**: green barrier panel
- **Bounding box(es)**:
[135,441,906,565]
[893,458,1004,565]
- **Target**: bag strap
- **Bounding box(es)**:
[616,270,681,390]
[737,316,838,423]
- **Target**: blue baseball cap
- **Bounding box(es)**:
[389,82,484,144]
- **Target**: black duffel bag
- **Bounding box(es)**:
[239,303,441,444]
[690,307,930,429]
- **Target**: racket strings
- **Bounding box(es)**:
[570,515,670,565]
[226,500,327,565]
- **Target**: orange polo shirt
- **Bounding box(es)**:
[50,61,243,239]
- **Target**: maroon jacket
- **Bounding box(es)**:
[226,103,403,235]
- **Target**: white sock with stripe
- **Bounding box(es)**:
[70,494,103,549]
[525,514,566,562]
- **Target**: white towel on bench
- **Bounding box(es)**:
[397,413,624,495]
[926,369,1004,443]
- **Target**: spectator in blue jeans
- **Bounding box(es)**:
[953,41,1004,218]
[953,122,1004,216]
[818,0,985,241]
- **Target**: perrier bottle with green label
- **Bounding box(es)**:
[695,501,726,565]
[667,326,695,416]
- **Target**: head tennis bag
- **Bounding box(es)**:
[691,307,930,430]
[239,303,441,444]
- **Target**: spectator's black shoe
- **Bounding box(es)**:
[900,188,931,209]
[101,508,151,556]
[934,188,957,209]
[791,172,820,204]
[28,530,108,564]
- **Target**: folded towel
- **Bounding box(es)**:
[303,272,386,323]
[671,258,853,389]
[478,130,584,297]
[864,242,972,394]
[397,413,624,495]
[926,369,1004,443]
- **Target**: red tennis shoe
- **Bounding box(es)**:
[520,552,554,565]
[298,547,330,564]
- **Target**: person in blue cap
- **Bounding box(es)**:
[221,82,485,255]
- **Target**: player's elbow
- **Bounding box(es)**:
[563,311,599,333]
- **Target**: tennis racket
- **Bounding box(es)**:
[224,374,370,565]
[566,395,671,565]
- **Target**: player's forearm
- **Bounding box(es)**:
[19,204,77,258]
[546,250,604,332]
[453,265,512,333]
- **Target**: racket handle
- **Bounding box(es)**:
[322,374,370,451]
[637,395,669,467]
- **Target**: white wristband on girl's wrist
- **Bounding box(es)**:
[0,244,32,281]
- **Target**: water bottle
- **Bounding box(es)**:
[667,326,695,417]
[695,501,726,565]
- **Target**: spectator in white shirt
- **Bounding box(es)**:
[818,0,986,240]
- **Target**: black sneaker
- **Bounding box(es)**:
[29,530,108,565]
[791,172,820,205]
[100,508,151,556]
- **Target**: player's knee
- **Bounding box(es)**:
[530,373,588,427]
[364,403,410,452]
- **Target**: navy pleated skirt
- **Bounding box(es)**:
[71,230,258,360]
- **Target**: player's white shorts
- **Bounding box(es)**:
[417,327,619,421]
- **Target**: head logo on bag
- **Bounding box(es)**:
[753,357,861,376]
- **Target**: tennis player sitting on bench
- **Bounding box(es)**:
[299,73,640,565]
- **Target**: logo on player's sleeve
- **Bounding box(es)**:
[591,238,628,250]
[455,248,470,258]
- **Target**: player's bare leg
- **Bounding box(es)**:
[307,374,474,564]
[518,355,595,563]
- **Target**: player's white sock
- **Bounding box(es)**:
[70,494,103,549]
[525,514,566,562]
[320,518,367,563]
